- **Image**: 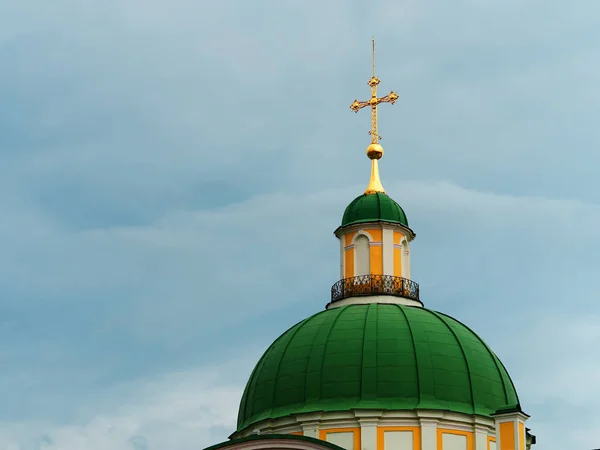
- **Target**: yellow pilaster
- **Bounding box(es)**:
[345,247,355,278]
[499,422,514,450]
[492,411,529,450]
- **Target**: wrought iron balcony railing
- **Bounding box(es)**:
[330,274,420,304]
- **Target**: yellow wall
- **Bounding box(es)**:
[344,228,404,277]
[436,429,473,450]
[487,436,496,450]
[377,426,420,450]
[345,247,354,278]
[319,427,361,450]
[344,233,356,278]
[499,422,515,450]
[289,431,303,436]
[361,229,382,275]
[366,229,382,241]
[518,423,524,450]
[345,233,356,246]
[393,247,402,277]
[370,245,383,274]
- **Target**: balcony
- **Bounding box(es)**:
[330,274,421,304]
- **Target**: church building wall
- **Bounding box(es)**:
[239,410,502,450]
[340,225,412,280]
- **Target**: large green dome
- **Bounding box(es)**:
[341,192,408,228]
[237,304,519,432]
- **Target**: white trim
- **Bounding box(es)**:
[344,244,355,251]
[335,222,416,242]
[474,425,489,450]
[301,421,320,439]
[233,409,497,446]
[400,239,410,279]
[359,419,377,450]
[490,411,530,421]
[368,242,383,246]
[491,412,529,450]
[340,236,345,280]
[352,230,374,244]
[394,230,405,245]
[419,418,438,450]
[353,234,370,277]
[326,295,422,309]
[382,228,394,276]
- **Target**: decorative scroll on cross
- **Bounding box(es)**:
[349,37,399,147]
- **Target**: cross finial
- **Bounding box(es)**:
[372,36,375,78]
[349,38,399,194]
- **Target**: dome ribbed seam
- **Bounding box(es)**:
[270,317,314,416]
[394,305,421,407]
[429,310,476,415]
[395,202,407,226]
[436,311,518,407]
[302,312,330,409]
[317,306,348,400]
[358,304,371,400]
[493,356,520,408]
[237,355,264,428]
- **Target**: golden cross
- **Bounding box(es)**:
[349,37,399,144]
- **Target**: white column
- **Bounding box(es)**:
[355,235,370,277]
[358,419,378,450]
[403,244,411,279]
[419,419,438,450]
[474,425,488,450]
[382,228,394,276]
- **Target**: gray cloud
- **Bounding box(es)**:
[1,178,600,448]
[1,0,600,449]
[0,356,251,450]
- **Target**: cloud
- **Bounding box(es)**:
[0,356,254,450]
[513,315,600,450]
[5,177,599,341]
[1,1,600,449]
[2,178,600,450]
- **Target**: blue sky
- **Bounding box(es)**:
[1,1,599,449]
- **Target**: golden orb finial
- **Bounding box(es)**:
[349,37,399,195]
[366,143,384,160]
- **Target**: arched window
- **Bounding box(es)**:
[354,235,370,277]
[401,239,409,278]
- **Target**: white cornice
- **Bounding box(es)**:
[235,408,499,443]
[326,295,423,309]
[490,410,530,421]
[334,222,415,241]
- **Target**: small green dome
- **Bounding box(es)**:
[341,192,408,228]
[237,304,519,432]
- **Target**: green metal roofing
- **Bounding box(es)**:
[341,192,409,228]
[237,304,519,432]
[205,434,347,450]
